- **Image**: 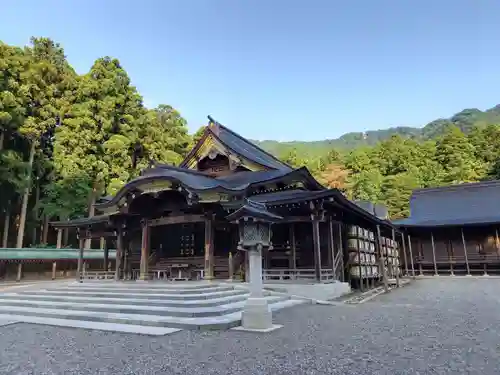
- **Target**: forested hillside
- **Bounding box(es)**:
[1,37,500,249]
[254,105,500,156]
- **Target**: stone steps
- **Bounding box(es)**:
[0,292,251,308]
[46,285,233,295]
[0,282,305,334]
[32,288,247,300]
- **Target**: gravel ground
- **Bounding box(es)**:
[1,278,499,375]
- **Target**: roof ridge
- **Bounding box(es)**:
[413,179,500,195]
[215,121,293,170]
[150,162,215,177]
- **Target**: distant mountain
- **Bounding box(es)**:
[253,104,500,157]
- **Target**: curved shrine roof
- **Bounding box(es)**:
[95,165,323,209]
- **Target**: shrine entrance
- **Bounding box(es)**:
[147,220,239,280]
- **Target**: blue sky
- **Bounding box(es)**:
[2,0,499,141]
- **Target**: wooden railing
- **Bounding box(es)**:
[263,268,335,282]
[81,270,115,280]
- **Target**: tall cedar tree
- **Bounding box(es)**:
[16,37,72,248]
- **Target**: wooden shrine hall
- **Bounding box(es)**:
[52,117,398,285]
[395,180,500,276]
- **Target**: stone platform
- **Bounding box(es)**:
[0,281,305,335]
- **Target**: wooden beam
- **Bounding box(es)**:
[289,224,297,271]
[311,214,322,283]
[430,231,438,276]
[407,234,416,279]
[115,229,124,281]
[337,222,344,282]
[401,232,409,276]
[327,218,335,278]
[274,216,327,223]
[460,228,471,276]
[139,221,150,280]
[204,217,214,280]
[80,231,116,240]
[392,228,399,287]
[375,225,389,293]
[148,214,205,227]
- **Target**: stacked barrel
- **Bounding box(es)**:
[347,225,378,283]
[381,237,401,278]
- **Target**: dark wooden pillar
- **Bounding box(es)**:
[401,232,409,276]
[311,214,322,283]
[289,223,296,271]
[430,231,438,276]
[375,225,389,293]
[327,218,335,277]
[448,239,454,276]
[139,221,150,280]
[104,244,109,272]
[337,222,344,282]
[77,235,84,282]
[418,240,424,276]
[392,228,399,287]
[115,228,124,281]
[407,234,416,278]
[204,217,214,280]
[460,228,470,275]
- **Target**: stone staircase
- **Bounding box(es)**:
[0,282,304,335]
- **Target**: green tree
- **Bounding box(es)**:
[16,37,73,248]
[137,104,191,167]
[346,169,384,203]
[434,125,480,184]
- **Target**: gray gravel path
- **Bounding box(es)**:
[0,278,499,375]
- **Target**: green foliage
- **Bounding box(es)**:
[0,37,193,248]
[2,35,500,246]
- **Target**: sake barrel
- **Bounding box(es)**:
[348,225,358,238]
[347,238,358,251]
[350,266,361,278]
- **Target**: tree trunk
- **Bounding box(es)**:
[0,131,4,151]
[16,142,36,249]
[31,183,40,245]
[41,215,49,244]
[1,207,10,248]
[84,187,97,249]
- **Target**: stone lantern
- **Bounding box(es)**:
[226,199,282,332]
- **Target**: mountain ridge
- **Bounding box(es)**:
[252,104,500,157]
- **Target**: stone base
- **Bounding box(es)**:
[241,297,273,331]
[232,324,283,333]
[263,281,351,301]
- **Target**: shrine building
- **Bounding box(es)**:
[52,117,399,287]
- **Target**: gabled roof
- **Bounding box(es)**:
[223,189,396,229]
[394,180,500,227]
[225,199,283,223]
[180,117,292,171]
[94,165,323,209]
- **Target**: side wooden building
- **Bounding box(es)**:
[395,180,500,276]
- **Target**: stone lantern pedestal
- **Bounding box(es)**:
[226,199,283,332]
